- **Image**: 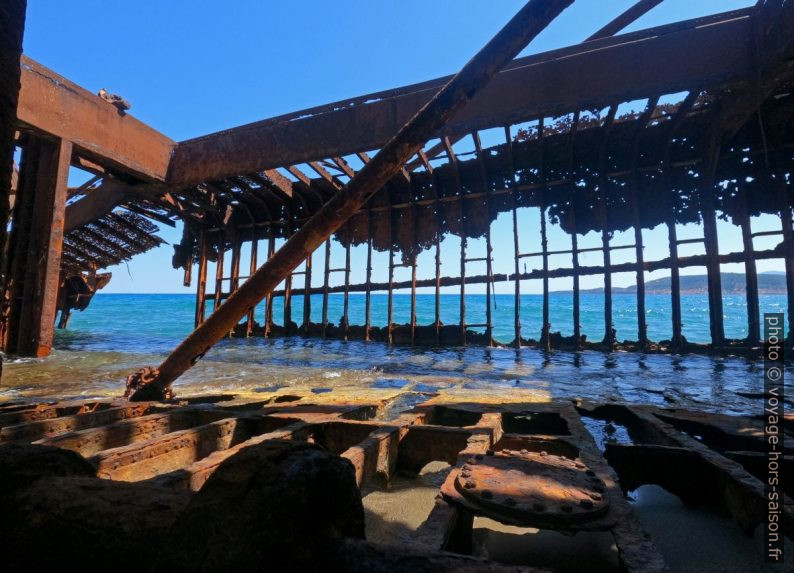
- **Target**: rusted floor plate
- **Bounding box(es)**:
[442,450,609,528]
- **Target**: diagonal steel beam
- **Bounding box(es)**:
[125,0,575,400]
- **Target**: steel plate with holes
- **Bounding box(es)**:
[441,450,610,528]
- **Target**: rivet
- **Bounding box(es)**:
[540,451,548,457]
[520,449,528,455]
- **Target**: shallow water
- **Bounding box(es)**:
[0,293,791,415]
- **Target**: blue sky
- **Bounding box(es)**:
[23,0,780,294]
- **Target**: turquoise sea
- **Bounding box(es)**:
[1,293,791,416]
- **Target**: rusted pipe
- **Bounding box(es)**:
[125,0,574,400]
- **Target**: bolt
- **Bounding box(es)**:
[540,451,548,457]
[520,449,528,455]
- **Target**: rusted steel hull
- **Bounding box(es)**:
[3,393,789,572]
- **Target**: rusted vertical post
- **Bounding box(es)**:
[473,132,494,346]
[10,137,71,357]
[3,141,37,350]
[629,97,657,348]
[599,106,617,347]
[343,229,351,339]
[228,234,242,336]
[322,238,331,338]
[435,233,442,346]
[632,201,647,347]
[302,251,312,335]
[365,212,373,341]
[700,143,725,347]
[504,126,522,348]
[387,245,395,345]
[213,241,225,314]
[460,232,467,346]
[125,0,575,398]
[410,253,418,345]
[567,112,581,347]
[540,199,551,352]
[667,213,683,348]
[537,119,551,350]
[0,1,27,339]
[246,232,258,336]
[195,231,208,328]
[739,189,760,344]
[773,153,794,345]
[264,234,275,337]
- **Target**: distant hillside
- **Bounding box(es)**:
[580,272,787,295]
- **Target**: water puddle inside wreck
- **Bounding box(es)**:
[629,485,794,573]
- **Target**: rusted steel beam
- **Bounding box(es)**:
[302,251,312,335]
[0,1,26,316]
[599,106,618,347]
[629,97,660,347]
[322,238,331,338]
[585,0,663,41]
[343,227,351,339]
[246,232,259,336]
[503,126,522,348]
[739,189,760,344]
[195,231,208,328]
[17,56,174,181]
[700,140,725,347]
[387,242,395,345]
[365,210,373,341]
[773,153,794,345]
[3,141,36,351]
[566,112,581,346]
[472,132,494,346]
[212,244,225,314]
[126,0,574,399]
[168,8,755,186]
[536,119,551,349]
[13,138,71,357]
[264,234,276,337]
[270,242,788,302]
[443,137,468,346]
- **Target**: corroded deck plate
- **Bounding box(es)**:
[442,450,610,527]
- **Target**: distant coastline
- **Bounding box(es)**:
[578,272,787,295]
